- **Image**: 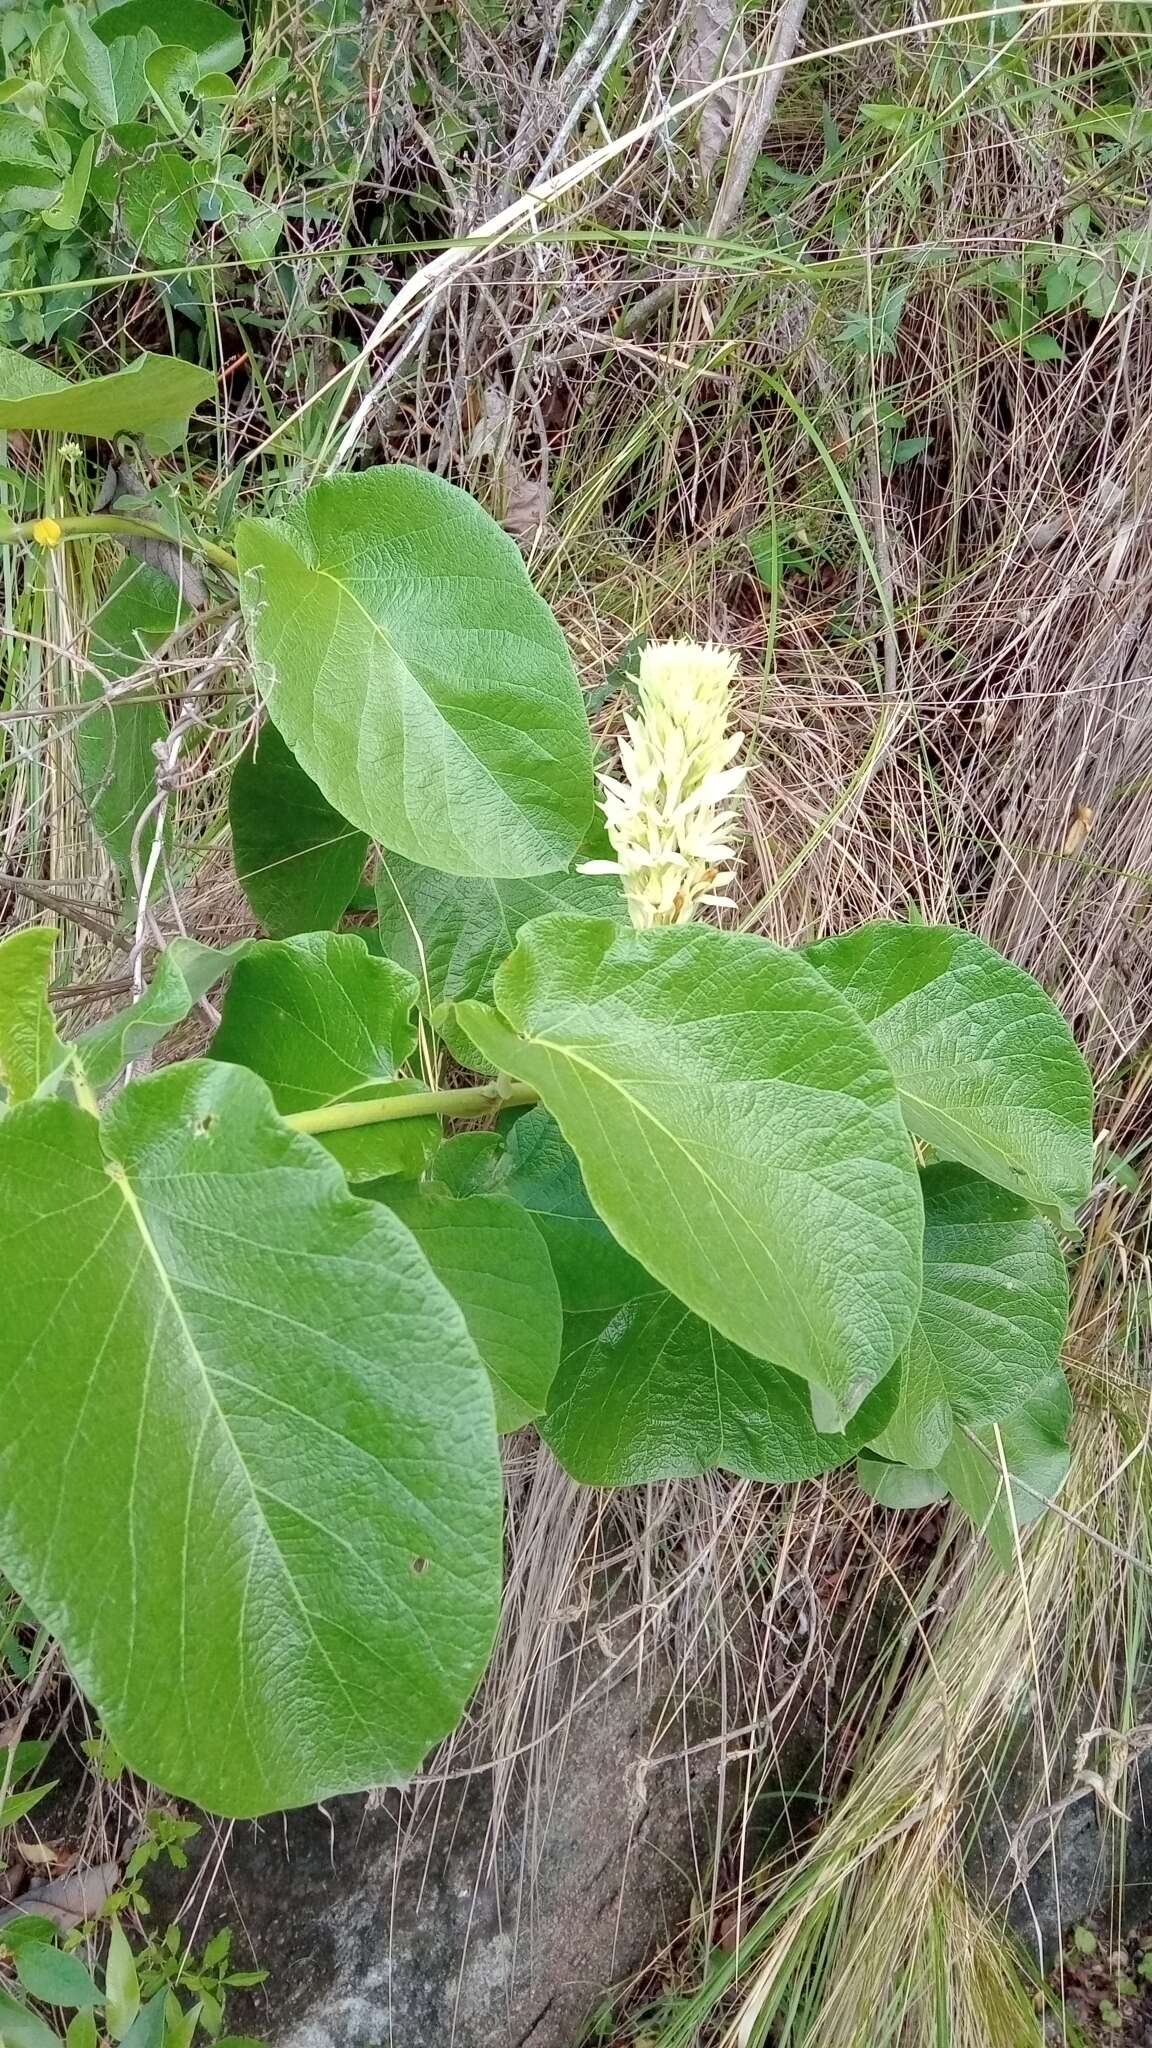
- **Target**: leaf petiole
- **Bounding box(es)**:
[9,513,239,581]
[284,1078,538,1136]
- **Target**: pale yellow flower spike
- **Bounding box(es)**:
[581,638,747,929]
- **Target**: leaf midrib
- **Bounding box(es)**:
[106,1155,377,1742]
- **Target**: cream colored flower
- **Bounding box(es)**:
[581,638,747,929]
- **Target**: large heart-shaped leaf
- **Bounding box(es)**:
[230,722,368,938]
[375,853,628,1015]
[459,921,924,1429]
[236,466,595,877]
[0,928,66,1103]
[381,1189,561,1432]
[487,1112,894,1482]
[0,353,216,452]
[867,1164,1067,1469]
[75,561,181,878]
[859,1370,1072,1565]
[209,932,438,1182]
[806,922,1093,1220]
[0,1063,502,1815]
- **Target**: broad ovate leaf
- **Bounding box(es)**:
[209,933,437,1182]
[236,466,595,877]
[75,560,181,877]
[382,1189,561,1431]
[0,1062,502,1815]
[0,928,66,1102]
[77,937,252,1090]
[868,1164,1068,1468]
[493,1111,895,1483]
[0,352,216,453]
[460,928,924,1432]
[807,921,1093,1220]
[229,722,368,938]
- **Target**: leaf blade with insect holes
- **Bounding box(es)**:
[0,1062,502,1815]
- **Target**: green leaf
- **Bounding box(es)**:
[0,1984,63,2048]
[0,1061,502,1815]
[120,151,202,270]
[382,1190,561,1431]
[116,1994,167,2048]
[75,562,181,877]
[0,348,66,405]
[867,1164,1068,1468]
[491,1111,896,1483]
[375,853,627,1017]
[62,11,153,126]
[93,0,244,75]
[459,918,923,1429]
[0,927,66,1101]
[229,722,368,938]
[0,1778,58,1825]
[855,1454,947,1510]
[14,1943,101,2011]
[76,938,252,1091]
[2,1918,59,1954]
[806,921,1094,1219]
[236,466,594,877]
[857,1372,1071,1557]
[104,1924,139,2041]
[208,933,438,1183]
[0,353,216,454]
[935,1371,1073,1565]
[42,133,95,233]
[143,46,200,132]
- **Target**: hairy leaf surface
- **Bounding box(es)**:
[0,1063,502,1815]
[237,467,594,877]
[460,919,923,1427]
[807,922,1093,1218]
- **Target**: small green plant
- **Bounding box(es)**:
[0,347,1095,1820]
[0,1,283,346]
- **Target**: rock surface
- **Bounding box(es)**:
[158,1643,720,2047]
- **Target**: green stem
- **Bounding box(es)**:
[9,513,239,581]
[285,1079,539,1136]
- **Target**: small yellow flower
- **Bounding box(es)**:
[581,638,747,929]
[31,516,62,548]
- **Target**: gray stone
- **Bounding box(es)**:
[971,1726,1152,1965]
[157,1644,720,2047]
